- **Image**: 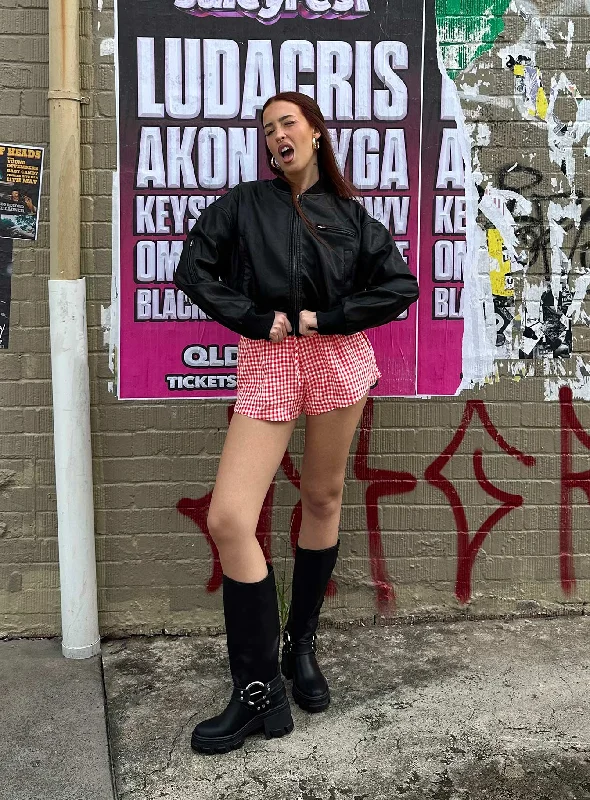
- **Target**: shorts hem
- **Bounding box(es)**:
[303,376,380,416]
[233,407,301,422]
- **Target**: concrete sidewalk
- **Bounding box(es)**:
[102,615,590,800]
[0,638,116,800]
[2,616,589,800]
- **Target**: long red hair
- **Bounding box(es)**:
[261,92,358,239]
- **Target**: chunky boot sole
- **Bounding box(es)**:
[281,656,330,713]
[292,683,330,713]
[191,700,294,755]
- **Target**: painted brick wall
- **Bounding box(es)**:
[0,0,589,637]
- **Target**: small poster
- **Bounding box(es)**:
[0,143,44,241]
[0,238,11,349]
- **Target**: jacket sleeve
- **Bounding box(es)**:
[315,217,419,335]
[173,196,275,340]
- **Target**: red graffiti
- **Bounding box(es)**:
[178,398,415,609]
[177,483,275,594]
[179,390,587,610]
[424,401,536,604]
[177,493,220,593]
[177,405,274,593]
[559,386,590,594]
[354,399,418,612]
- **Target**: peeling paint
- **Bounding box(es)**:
[437,1,590,398]
[565,20,574,58]
[100,37,115,57]
[436,66,496,391]
[545,356,590,400]
[436,0,511,78]
[510,0,556,49]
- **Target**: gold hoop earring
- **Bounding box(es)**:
[271,156,282,171]
[312,137,319,150]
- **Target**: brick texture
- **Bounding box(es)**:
[0,0,589,637]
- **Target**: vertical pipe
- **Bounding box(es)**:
[48,0,80,281]
[48,0,100,658]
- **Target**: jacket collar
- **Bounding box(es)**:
[271,175,328,195]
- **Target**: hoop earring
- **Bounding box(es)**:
[312,137,319,151]
[271,156,282,171]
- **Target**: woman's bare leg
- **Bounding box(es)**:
[207,412,298,582]
[298,393,369,550]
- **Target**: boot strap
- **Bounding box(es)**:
[238,681,270,711]
[284,629,317,655]
[234,674,283,712]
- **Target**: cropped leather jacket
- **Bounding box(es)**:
[174,176,419,339]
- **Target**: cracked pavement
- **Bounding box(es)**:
[102,615,590,800]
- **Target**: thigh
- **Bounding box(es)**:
[301,333,381,416]
[209,411,298,529]
[300,393,369,499]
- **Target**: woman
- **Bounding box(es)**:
[174,91,419,755]
[23,194,37,215]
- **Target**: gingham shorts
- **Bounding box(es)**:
[234,331,382,422]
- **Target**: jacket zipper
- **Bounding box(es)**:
[293,194,301,336]
[316,224,356,238]
[187,237,194,278]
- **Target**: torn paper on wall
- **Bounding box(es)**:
[437,1,590,398]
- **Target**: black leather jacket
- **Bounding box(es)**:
[174,176,419,339]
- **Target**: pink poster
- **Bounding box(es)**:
[416,9,464,396]
[116,0,463,400]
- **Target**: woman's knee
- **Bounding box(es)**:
[300,483,343,519]
[206,506,248,547]
[207,508,239,545]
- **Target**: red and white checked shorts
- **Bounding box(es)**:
[234,331,381,422]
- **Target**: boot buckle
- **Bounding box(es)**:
[283,630,292,653]
[239,681,271,711]
[284,630,318,654]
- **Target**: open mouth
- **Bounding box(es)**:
[279,145,295,164]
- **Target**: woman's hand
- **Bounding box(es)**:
[299,309,318,337]
[269,311,292,343]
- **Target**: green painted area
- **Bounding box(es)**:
[436,0,512,78]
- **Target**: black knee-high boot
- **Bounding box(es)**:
[191,565,294,754]
[281,540,340,712]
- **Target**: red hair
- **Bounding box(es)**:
[261,92,358,240]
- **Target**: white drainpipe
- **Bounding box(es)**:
[48,0,100,658]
